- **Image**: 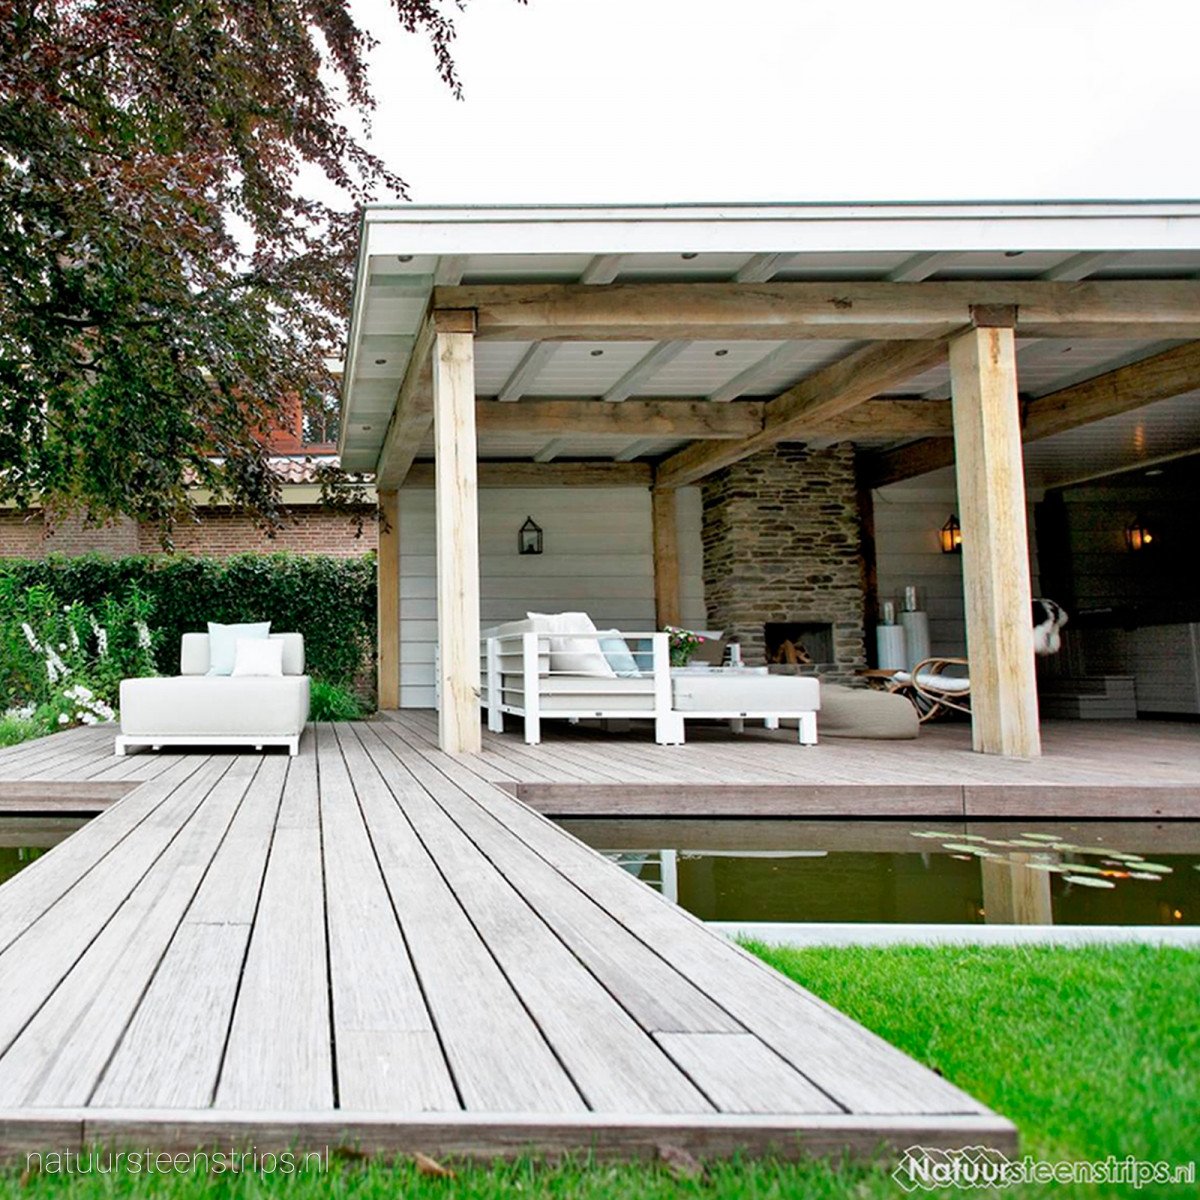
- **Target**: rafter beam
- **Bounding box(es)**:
[434,255,468,286]
[887,252,959,282]
[655,339,950,488]
[580,254,625,284]
[707,344,793,403]
[406,461,652,488]
[476,398,765,439]
[865,340,1200,488]
[734,253,794,283]
[374,315,436,489]
[435,280,1200,341]
[1040,252,1122,281]
[497,342,558,403]
[603,341,690,402]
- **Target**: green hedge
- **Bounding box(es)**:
[0,553,376,690]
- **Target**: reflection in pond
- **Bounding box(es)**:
[561,818,1200,926]
[0,817,88,887]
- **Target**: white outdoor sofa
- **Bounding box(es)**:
[116,632,310,756]
[481,619,819,746]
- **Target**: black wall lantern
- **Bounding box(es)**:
[939,514,963,554]
[1125,515,1155,552]
[519,516,544,555]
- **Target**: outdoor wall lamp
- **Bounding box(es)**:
[519,516,544,555]
[939,514,963,554]
[1125,515,1155,552]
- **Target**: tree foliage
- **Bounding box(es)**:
[0,0,465,533]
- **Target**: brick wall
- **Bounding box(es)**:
[0,506,376,560]
[700,442,867,683]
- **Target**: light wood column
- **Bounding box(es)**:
[432,310,482,754]
[376,489,400,710]
[652,486,681,629]
[950,323,1041,757]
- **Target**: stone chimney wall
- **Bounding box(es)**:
[700,442,867,683]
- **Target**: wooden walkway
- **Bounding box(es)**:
[0,721,1011,1161]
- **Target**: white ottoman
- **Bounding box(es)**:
[669,672,820,744]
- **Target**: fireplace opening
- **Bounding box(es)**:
[764,622,834,667]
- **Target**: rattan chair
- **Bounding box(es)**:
[887,656,971,723]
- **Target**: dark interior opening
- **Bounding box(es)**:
[764,621,834,666]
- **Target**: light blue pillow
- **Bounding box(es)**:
[207,621,271,676]
[598,632,642,678]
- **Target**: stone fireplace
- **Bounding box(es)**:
[764,621,834,669]
[700,442,867,684]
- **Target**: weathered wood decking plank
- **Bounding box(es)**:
[316,724,457,1113]
[351,723,722,1115]
[216,752,332,1111]
[0,758,260,1107]
[337,723,586,1114]
[93,758,289,1109]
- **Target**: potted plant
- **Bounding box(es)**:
[664,626,706,668]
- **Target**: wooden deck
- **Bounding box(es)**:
[396,710,1200,819]
[0,721,1013,1161]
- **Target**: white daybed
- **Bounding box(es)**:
[116,632,310,756]
[481,617,819,746]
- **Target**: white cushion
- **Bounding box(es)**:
[893,670,971,694]
[206,621,270,676]
[526,611,615,678]
[231,637,284,677]
[181,633,306,676]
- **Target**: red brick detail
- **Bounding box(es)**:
[1,506,376,560]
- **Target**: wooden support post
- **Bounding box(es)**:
[376,489,400,710]
[950,325,1041,757]
[652,487,681,629]
[432,310,482,754]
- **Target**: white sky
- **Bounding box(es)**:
[347,0,1200,205]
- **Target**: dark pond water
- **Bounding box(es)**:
[558,818,1200,926]
[0,818,89,887]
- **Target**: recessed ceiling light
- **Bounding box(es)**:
[681,252,698,260]
[361,424,372,431]
[590,349,604,357]
[1145,468,1165,477]
[374,358,387,365]
[1004,250,1024,258]
[714,349,729,357]
[398,255,413,263]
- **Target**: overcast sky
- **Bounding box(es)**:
[347,0,1200,206]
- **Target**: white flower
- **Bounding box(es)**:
[135,621,152,650]
[80,713,97,725]
[57,713,69,725]
[68,626,80,652]
[21,623,41,653]
[58,642,67,652]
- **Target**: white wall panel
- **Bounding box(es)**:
[396,485,706,707]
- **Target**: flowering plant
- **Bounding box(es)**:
[664,625,706,667]
[0,578,159,737]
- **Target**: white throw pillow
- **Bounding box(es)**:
[231,637,285,678]
[526,611,616,677]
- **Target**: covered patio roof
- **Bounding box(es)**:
[340,201,1200,490]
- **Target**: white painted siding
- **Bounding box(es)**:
[873,482,1041,660]
[396,485,705,708]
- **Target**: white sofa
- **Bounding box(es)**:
[481,618,819,746]
[116,633,310,756]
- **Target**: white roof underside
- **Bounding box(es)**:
[340,202,1200,485]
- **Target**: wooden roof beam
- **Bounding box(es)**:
[476,398,765,439]
[654,339,950,489]
[865,339,1200,488]
[435,280,1200,341]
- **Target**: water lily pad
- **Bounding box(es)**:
[1020,833,1065,841]
[1064,875,1117,889]
[910,831,961,839]
[940,843,987,853]
[1024,862,1070,873]
[1128,871,1164,882]
[1129,862,1173,874]
[1059,862,1106,875]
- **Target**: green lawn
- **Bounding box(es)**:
[3,944,1196,1199]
